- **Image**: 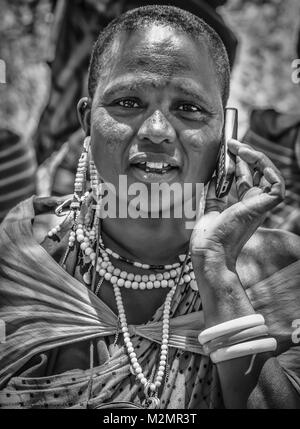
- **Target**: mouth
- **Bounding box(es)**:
[129,153,181,177]
[132,161,177,174]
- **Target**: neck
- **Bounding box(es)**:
[101,216,190,265]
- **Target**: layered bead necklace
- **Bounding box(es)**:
[68,221,198,407]
[72,222,198,292]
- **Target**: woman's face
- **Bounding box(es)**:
[89,24,224,212]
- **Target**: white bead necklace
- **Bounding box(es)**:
[96,249,193,407]
[72,223,198,291]
[95,246,195,289]
[74,221,186,271]
[49,219,199,291]
[99,235,184,270]
[75,225,194,405]
[112,276,178,407]
[82,250,195,291]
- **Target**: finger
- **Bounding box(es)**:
[228,139,285,211]
[228,138,254,154]
[264,166,285,200]
[228,139,281,176]
[235,155,253,199]
[205,177,227,213]
[259,175,272,193]
[228,139,285,196]
[245,167,285,213]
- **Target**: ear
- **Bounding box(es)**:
[77,97,91,135]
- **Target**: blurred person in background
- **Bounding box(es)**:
[0,128,36,223]
[242,27,300,235]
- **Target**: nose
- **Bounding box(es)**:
[137,110,176,144]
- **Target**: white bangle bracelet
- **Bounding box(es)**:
[203,324,269,355]
[198,314,265,345]
[210,337,277,363]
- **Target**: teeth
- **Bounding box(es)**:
[146,162,164,169]
[136,161,173,169]
[135,160,174,173]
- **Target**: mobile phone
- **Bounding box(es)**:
[215,107,238,198]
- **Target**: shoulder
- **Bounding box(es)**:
[0,195,71,247]
[237,228,300,288]
[32,196,74,264]
[32,195,72,243]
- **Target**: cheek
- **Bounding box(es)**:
[181,125,222,182]
[90,108,133,178]
[91,108,133,153]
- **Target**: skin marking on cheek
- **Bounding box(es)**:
[105,136,124,153]
[102,127,128,154]
[92,110,132,154]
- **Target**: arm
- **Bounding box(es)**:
[191,139,300,408]
[195,263,300,408]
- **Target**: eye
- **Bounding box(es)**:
[177,103,201,113]
[116,98,141,108]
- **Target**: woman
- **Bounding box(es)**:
[0,5,300,409]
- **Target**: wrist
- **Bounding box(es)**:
[192,254,255,327]
[192,250,237,287]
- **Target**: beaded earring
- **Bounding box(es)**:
[69,135,97,282]
[73,135,91,195]
[79,155,105,289]
[47,136,92,268]
[47,136,90,240]
[89,156,104,235]
[70,148,107,289]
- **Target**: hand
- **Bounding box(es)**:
[190,139,285,274]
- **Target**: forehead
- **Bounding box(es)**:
[96,23,221,102]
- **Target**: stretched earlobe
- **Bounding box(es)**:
[77,97,91,135]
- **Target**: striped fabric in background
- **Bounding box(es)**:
[0,128,36,222]
[243,109,300,234]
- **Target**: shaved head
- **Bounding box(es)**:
[88,5,230,107]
